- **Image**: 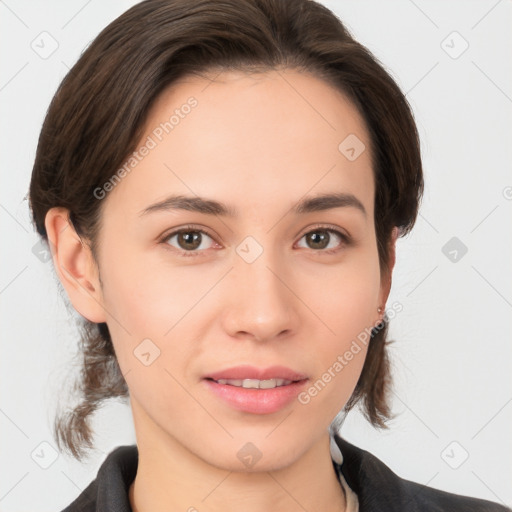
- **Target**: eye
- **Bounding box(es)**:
[161,224,351,257]
[162,225,217,256]
[296,226,350,254]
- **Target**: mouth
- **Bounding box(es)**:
[205,377,298,389]
[204,364,308,383]
[202,366,309,414]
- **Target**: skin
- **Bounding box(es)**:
[46,69,396,512]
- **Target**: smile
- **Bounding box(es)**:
[213,378,294,389]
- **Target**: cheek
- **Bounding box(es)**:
[99,243,209,333]
[97,256,203,418]
[298,287,374,419]
[305,248,381,335]
[97,245,218,378]
[298,251,380,407]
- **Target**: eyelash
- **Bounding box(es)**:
[160,223,351,258]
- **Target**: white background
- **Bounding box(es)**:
[1,0,511,510]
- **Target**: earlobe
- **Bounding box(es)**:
[44,207,107,323]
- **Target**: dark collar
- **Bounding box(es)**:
[332,434,510,511]
[61,435,510,512]
[61,444,137,512]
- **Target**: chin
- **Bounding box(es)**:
[190,429,310,473]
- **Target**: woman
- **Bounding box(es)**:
[28,0,510,510]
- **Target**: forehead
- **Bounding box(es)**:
[104,69,375,218]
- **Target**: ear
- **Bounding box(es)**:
[44,207,107,323]
[378,226,399,312]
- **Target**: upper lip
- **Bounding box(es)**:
[205,365,308,382]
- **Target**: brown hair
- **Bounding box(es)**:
[29,0,423,460]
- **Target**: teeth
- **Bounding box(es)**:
[215,378,293,389]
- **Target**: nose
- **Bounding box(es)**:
[221,245,299,343]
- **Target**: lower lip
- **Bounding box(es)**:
[203,379,308,414]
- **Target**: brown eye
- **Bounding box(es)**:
[164,228,216,253]
[305,230,330,249]
[177,231,203,250]
[297,228,348,252]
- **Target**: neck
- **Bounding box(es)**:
[128,411,346,512]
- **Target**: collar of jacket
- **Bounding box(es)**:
[332,433,510,511]
[62,434,510,512]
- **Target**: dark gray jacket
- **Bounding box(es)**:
[61,434,511,511]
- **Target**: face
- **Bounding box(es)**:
[90,69,390,471]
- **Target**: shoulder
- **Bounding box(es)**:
[332,434,510,512]
[60,445,138,512]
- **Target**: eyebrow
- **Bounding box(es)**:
[139,192,367,218]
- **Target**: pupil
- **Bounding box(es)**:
[179,231,201,250]
[308,230,329,249]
